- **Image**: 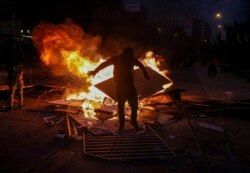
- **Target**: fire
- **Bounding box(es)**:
[32,22,172,118]
[62,51,95,78]
[81,99,96,118]
[143,51,173,89]
[32,22,102,92]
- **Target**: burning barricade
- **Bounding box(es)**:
[32,22,180,139]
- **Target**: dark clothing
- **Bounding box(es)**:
[93,52,149,129]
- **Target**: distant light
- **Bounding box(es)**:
[216,13,222,20]
[156,27,162,34]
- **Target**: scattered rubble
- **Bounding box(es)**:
[198,122,224,132]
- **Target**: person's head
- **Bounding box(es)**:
[123,47,134,56]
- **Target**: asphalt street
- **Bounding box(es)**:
[0,63,250,173]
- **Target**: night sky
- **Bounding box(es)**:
[1,0,248,40]
[2,0,248,26]
[136,0,247,24]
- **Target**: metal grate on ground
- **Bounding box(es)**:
[83,126,176,161]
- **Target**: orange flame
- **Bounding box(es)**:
[143,51,173,89]
[32,22,102,87]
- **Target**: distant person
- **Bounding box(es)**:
[208,58,217,78]
[7,64,24,111]
[3,34,24,111]
[88,47,150,133]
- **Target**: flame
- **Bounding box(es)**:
[81,99,96,118]
[143,51,173,89]
[61,51,94,81]
[32,22,101,83]
[32,22,173,118]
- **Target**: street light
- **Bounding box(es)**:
[215,12,224,41]
[218,24,222,29]
[216,13,222,21]
[215,13,223,30]
[215,12,227,69]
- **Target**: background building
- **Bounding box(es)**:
[183,14,211,45]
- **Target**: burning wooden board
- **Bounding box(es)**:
[94,66,171,100]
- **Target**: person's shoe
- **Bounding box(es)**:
[118,126,124,134]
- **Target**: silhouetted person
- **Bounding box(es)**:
[3,34,24,111]
[88,47,150,133]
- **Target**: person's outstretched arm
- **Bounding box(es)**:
[88,57,115,76]
[134,58,150,80]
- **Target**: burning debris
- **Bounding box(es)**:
[32,21,177,138]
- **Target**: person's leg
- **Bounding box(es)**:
[128,93,139,130]
[9,82,16,109]
[17,79,24,108]
[117,97,126,131]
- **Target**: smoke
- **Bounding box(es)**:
[32,19,102,75]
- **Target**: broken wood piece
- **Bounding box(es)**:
[53,108,81,114]
[156,113,174,125]
[198,122,224,132]
[94,110,114,121]
[98,105,117,113]
[65,114,72,138]
[164,119,178,126]
[43,115,57,122]
[54,117,65,124]
[44,115,65,125]
[67,113,91,128]
[71,119,78,136]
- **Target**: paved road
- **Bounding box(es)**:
[0,63,250,173]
